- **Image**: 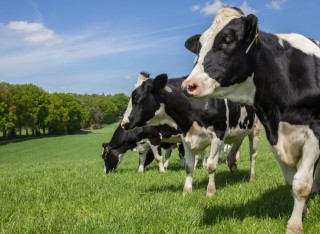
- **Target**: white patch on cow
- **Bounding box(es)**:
[212,74,256,106]
[205,100,209,110]
[185,8,244,98]
[122,98,132,125]
[185,121,212,155]
[146,103,178,129]
[136,140,150,154]
[122,73,149,126]
[271,122,310,167]
[118,153,124,164]
[135,73,149,88]
[164,85,172,93]
[276,33,320,58]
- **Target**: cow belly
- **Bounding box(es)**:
[161,135,182,144]
[185,121,212,154]
[224,128,252,144]
[136,139,151,154]
[271,122,308,167]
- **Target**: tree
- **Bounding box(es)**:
[13,84,49,136]
[0,83,15,138]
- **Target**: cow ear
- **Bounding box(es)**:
[244,14,258,42]
[152,74,168,90]
[185,34,201,54]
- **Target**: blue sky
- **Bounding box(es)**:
[1,0,319,95]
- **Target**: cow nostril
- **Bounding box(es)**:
[187,84,198,92]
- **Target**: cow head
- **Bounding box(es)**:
[182,7,258,105]
[121,73,175,130]
[101,142,122,174]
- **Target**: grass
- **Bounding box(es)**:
[0,122,319,233]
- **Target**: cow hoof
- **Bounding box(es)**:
[249,173,255,182]
[206,185,216,197]
[286,220,302,234]
[229,163,237,173]
[183,187,192,196]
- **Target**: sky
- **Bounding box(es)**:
[1,0,320,95]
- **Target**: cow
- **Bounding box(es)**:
[121,72,260,197]
[101,123,183,174]
[181,6,320,234]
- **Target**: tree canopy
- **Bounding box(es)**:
[0,82,129,139]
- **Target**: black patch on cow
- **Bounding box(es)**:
[142,150,154,167]
[227,102,255,130]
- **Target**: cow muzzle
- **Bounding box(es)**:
[181,79,200,97]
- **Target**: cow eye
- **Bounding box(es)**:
[222,35,233,45]
[133,94,140,103]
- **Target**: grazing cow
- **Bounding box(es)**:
[102,124,182,174]
[121,72,259,197]
[181,6,320,233]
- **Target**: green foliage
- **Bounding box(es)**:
[0,82,129,139]
[0,125,319,233]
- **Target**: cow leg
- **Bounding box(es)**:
[220,144,231,163]
[201,150,207,168]
[149,144,165,173]
[138,152,147,172]
[194,155,199,169]
[182,139,195,195]
[311,158,320,195]
[226,141,242,173]
[178,143,185,168]
[207,137,223,197]
[194,151,206,169]
[163,148,172,170]
[248,122,260,181]
[286,136,319,234]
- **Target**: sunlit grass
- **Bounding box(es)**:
[0,123,319,233]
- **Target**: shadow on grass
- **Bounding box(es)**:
[143,169,252,194]
[194,169,252,191]
[200,185,292,225]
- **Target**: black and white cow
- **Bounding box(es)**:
[102,124,182,174]
[121,72,259,197]
[182,6,320,233]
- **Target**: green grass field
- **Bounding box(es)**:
[0,122,319,233]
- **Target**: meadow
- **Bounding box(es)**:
[0,122,319,233]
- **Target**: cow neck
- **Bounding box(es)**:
[159,87,194,135]
[109,125,141,152]
[250,31,296,145]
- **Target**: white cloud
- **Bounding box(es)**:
[266,0,287,10]
[0,21,187,79]
[239,1,258,15]
[6,21,62,46]
[192,1,257,16]
[192,0,223,16]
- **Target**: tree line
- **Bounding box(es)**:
[0,82,129,139]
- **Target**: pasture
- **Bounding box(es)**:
[0,123,319,233]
